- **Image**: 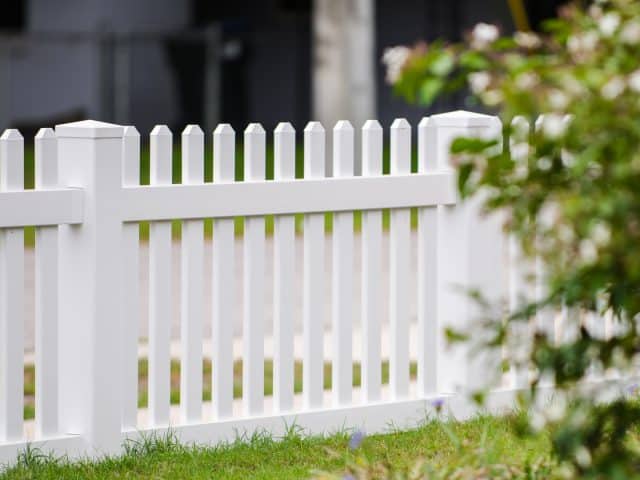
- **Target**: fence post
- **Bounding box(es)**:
[427,111,504,394]
[56,120,124,456]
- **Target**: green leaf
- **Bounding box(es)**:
[458,163,474,196]
[459,51,490,71]
[451,137,497,154]
[444,327,469,344]
[429,50,455,76]
[418,77,445,106]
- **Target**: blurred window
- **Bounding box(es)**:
[0,1,25,32]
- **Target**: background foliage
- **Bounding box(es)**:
[385,0,640,477]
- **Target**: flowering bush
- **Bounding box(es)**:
[385,0,640,477]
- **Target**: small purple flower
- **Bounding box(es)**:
[627,383,638,395]
[343,475,356,480]
[348,430,365,450]
[431,398,445,411]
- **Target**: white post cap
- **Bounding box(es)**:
[55,120,124,139]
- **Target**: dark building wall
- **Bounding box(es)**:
[1,0,566,134]
[374,0,513,129]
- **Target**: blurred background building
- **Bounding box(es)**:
[0,0,565,137]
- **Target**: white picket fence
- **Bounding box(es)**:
[0,110,535,465]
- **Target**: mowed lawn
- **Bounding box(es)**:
[2,413,553,479]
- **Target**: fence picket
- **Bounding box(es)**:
[180,125,205,424]
[416,117,438,397]
[389,119,411,399]
[331,121,354,407]
[303,121,326,409]
[148,125,173,426]
[212,124,236,420]
[34,128,59,438]
[0,129,24,441]
[273,122,296,413]
[361,120,383,403]
[122,126,140,430]
[243,124,266,416]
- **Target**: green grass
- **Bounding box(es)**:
[1,413,553,479]
[23,360,417,420]
[21,142,421,247]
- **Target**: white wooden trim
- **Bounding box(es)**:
[179,125,205,424]
[361,120,383,403]
[331,121,354,407]
[34,128,60,439]
[121,126,140,431]
[0,189,83,228]
[148,125,173,427]
[272,122,296,413]
[242,123,266,417]
[121,172,456,222]
[0,130,24,442]
[302,122,326,410]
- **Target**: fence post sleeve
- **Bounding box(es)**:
[427,111,504,394]
[55,120,124,456]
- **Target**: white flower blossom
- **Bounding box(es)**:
[568,32,599,54]
[481,89,503,106]
[538,202,559,229]
[468,71,491,94]
[601,76,626,99]
[382,46,411,84]
[629,70,640,93]
[545,394,567,422]
[515,72,539,90]
[529,409,547,432]
[549,89,569,110]
[591,223,611,246]
[562,149,575,168]
[621,21,640,44]
[511,142,529,162]
[575,446,592,468]
[471,23,499,50]
[580,239,598,264]
[538,156,552,171]
[599,12,621,37]
[541,113,568,139]
[559,224,574,243]
[589,4,603,19]
[514,31,541,49]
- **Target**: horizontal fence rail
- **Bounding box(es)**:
[0,189,83,228]
[1,111,614,468]
[120,173,457,222]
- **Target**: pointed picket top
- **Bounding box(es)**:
[214,123,234,136]
[363,119,382,131]
[150,124,171,137]
[428,110,496,128]
[123,125,139,138]
[418,117,430,128]
[0,129,23,141]
[245,122,265,135]
[334,120,353,131]
[275,122,295,134]
[35,128,57,187]
[304,121,324,133]
[56,119,123,138]
[391,118,410,130]
[182,124,204,136]
[35,127,55,140]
